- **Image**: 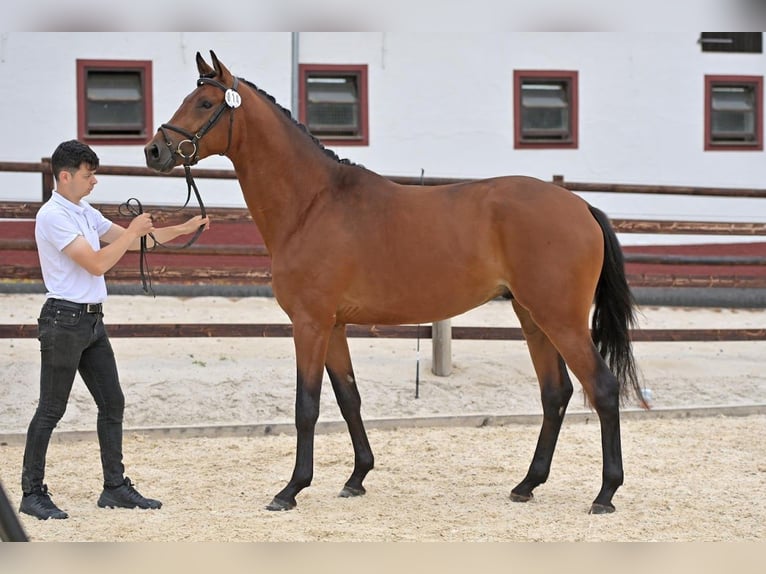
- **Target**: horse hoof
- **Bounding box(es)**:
[265,497,296,511]
[339,485,366,498]
[510,491,533,503]
[588,503,615,515]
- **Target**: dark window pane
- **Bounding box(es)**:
[85,70,144,136]
[520,81,570,140]
[306,75,360,137]
[87,101,144,133]
[87,71,142,101]
[308,103,359,133]
[710,85,756,142]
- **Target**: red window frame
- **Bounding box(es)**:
[704,75,763,151]
[514,70,578,150]
[76,59,153,146]
[299,63,369,146]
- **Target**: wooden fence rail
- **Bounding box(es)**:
[1,323,765,342]
[2,160,765,372]
[4,159,766,200]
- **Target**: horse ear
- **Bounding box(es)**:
[209,50,233,81]
[196,51,214,76]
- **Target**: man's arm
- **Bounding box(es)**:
[142,215,210,249]
[100,214,209,250]
[63,213,155,276]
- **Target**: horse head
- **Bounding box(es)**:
[144,51,241,173]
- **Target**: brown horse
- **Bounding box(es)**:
[145,51,644,514]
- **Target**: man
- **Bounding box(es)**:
[20,139,210,520]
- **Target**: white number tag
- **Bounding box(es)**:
[225,89,242,108]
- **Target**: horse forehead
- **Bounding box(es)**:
[173,84,222,114]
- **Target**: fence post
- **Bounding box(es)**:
[41,157,53,202]
[431,319,452,376]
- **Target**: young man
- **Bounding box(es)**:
[20,139,210,520]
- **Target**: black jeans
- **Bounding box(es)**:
[21,299,125,493]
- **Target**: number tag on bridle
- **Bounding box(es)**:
[225,89,242,108]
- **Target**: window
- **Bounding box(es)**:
[705,75,763,151]
[299,64,368,146]
[76,59,153,145]
[699,33,762,53]
[514,70,578,149]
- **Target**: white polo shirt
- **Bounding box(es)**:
[35,191,113,304]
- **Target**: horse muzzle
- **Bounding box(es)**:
[144,139,178,173]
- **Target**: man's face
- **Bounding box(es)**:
[63,163,98,200]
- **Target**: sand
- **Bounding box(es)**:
[0,293,764,542]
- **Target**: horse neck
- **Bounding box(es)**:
[226,99,339,252]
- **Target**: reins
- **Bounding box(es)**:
[118,167,207,294]
[121,75,241,294]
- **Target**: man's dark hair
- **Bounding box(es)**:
[51,140,100,181]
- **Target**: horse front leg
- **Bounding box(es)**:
[325,324,374,498]
[266,319,331,511]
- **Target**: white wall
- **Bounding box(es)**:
[1,32,764,244]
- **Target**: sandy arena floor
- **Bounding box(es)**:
[1,294,764,542]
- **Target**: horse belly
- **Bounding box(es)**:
[338,257,507,325]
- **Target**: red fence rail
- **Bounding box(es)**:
[2,160,765,290]
[1,160,765,343]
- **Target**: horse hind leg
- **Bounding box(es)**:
[510,301,574,503]
[541,321,624,514]
[325,324,375,498]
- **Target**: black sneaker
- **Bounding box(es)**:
[19,484,68,520]
[97,477,162,510]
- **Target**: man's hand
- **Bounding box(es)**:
[177,215,210,235]
[127,212,155,238]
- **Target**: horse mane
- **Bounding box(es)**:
[227,74,359,167]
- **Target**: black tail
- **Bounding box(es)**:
[588,205,645,408]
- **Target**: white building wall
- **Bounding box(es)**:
[1,32,764,244]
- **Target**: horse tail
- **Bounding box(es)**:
[588,205,645,408]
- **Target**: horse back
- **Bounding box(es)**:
[274,172,603,325]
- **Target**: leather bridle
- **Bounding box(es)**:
[125,75,241,295]
[158,76,241,166]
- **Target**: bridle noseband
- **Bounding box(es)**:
[159,75,241,165]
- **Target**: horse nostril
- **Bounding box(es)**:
[144,143,160,161]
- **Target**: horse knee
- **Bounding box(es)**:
[295,384,321,430]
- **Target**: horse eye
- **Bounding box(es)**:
[201,100,213,110]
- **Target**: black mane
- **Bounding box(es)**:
[237,76,359,167]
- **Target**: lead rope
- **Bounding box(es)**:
[118,165,207,296]
[118,198,154,295]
